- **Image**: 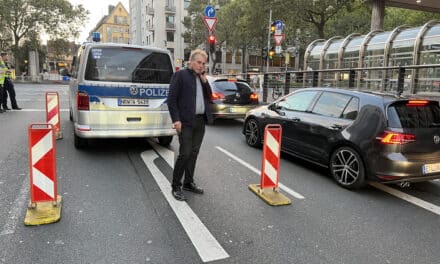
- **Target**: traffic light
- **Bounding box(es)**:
[270,22,276,35]
[208,34,216,52]
[268,47,275,60]
[262,47,268,60]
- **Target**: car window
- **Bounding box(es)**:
[312,92,353,118]
[278,91,318,112]
[341,97,359,120]
[212,81,252,94]
[85,47,173,83]
[387,101,440,128]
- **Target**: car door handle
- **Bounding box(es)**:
[291,117,300,122]
[331,124,343,130]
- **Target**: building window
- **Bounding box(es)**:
[166,31,174,42]
[235,51,242,64]
[226,52,232,63]
[184,0,190,9]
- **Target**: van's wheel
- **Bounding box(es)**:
[74,133,88,149]
[330,146,365,189]
[158,136,173,146]
[244,118,262,148]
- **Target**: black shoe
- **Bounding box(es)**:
[3,107,10,110]
[12,107,21,110]
[183,183,204,194]
[172,189,187,201]
[0,109,4,113]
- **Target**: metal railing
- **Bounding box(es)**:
[218,64,440,103]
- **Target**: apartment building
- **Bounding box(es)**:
[88,2,130,44]
[129,0,190,68]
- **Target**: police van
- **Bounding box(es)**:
[68,42,176,148]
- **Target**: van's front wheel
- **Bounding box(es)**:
[74,134,88,149]
[158,136,173,146]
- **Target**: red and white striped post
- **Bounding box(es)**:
[28,124,57,204]
[46,92,63,139]
[260,124,282,190]
[248,124,290,206]
[25,123,62,225]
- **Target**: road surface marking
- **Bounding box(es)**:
[141,148,229,263]
[215,146,305,200]
[369,182,440,216]
[1,179,29,236]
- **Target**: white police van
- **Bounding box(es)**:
[69,42,176,148]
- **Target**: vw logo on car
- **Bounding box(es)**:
[434,135,440,144]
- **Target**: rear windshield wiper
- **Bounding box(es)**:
[429,122,440,127]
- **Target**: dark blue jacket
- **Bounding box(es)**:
[167,68,213,126]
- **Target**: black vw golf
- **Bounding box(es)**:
[243,87,440,189]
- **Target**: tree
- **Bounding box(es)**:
[0,0,88,73]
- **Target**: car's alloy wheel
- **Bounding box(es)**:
[330,146,365,189]
[245,118,261,147]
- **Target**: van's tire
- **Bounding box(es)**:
[158,136,173,146]
[74,134,88,149]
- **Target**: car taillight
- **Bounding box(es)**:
[211,92,225,100]
[77,91,90,111]
[250,93,258,100]
[406,100,429,107]
[377,131,416,144]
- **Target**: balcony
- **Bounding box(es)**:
[165,5,176,13]
[166,22,175,30]
[146,7,154,16]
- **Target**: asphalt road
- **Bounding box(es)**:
[0,83,439,264]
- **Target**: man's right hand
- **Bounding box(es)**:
[173,121,182,133]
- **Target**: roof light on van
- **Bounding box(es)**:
[406,100,429,107]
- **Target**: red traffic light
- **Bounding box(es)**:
[208,34,216,44]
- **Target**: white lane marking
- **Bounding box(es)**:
[215,146,305,200]
[1,179,29,236]
[4,109,69,112]
[141,149,229,263]
[369,182,440,216]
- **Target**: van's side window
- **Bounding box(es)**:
[85,48,173,83]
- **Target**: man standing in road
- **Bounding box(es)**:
[1,52,21,110]
[167,49,213,201]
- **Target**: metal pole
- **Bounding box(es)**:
[266,8,272,73]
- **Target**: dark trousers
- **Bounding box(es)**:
[2,78,18,109]
[172,115,206,190]
[0,85,3,109]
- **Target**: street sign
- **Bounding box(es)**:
[276,46,282,54]
[203,16,218,32]
[273,34,284,46]
[205,5,216,17]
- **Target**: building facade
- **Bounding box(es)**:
[129,0,190,68]
[89,2,130,44]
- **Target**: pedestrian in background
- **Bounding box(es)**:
[1,52,21,110]
[0,56,5,113]
[167,49,213,201]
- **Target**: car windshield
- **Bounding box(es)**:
[85,47,173,83]
[387,101,440,128]
[212,80,252,94]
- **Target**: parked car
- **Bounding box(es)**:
[207,76,259,120]
[243,87,440,189]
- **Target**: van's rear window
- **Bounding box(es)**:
[387,101,440,128]
[85,47,173,84]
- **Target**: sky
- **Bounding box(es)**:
[68,0,129,42]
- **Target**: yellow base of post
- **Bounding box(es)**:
[24,195,62,226]
[248,184,291,206]
[55,131,63,140]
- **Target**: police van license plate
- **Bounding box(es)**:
[422,162,440,174]
[118,98,149,106]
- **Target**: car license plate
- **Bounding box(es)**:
[230,107,243,113]
[422,162,440,174]
[118,98,149,106]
